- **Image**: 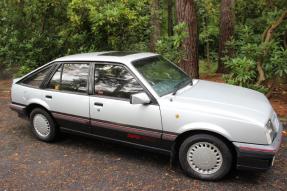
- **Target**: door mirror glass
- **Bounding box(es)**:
[130,92,151,105]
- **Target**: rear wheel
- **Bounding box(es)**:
[30,108,58,142]
[179,134,232,181]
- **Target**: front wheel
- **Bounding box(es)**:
[179,134,232,181]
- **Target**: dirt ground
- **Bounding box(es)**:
[0,79,286,191]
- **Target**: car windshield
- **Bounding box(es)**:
[132,56,191,96]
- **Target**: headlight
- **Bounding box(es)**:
[266,119,276,144]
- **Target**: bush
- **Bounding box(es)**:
[155,23,187,64]
[223,57,257,86]
[223,22,287,93]
[223,57,269,93]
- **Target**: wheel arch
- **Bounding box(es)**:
[25,103,51,118]
[173,129,237,168]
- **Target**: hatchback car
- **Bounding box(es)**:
[10,51,283,180]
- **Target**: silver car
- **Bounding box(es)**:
[10,52,283,180]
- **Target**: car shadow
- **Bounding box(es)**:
[223,169,264,183]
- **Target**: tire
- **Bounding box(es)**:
[30,108,58,142]
[179,134,232,181]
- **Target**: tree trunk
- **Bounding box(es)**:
[217,0,235,73]
[16,0,26,41]
[284,30,287,49]
[203,16,211,71]
[149,0,161,52]
[167,0,174,36]
[206,41,211,72]
[176,0,199,78]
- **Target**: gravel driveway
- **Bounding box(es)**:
[0,80,286,191]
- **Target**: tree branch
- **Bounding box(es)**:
[256,10,287,85]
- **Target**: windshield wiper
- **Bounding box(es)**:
[172,78,192,95]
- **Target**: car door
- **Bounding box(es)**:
[89,63,163,148]
[43,62,91,133]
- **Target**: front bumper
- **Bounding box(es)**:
[233,122,283,170]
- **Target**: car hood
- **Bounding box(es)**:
[170,80,272,126]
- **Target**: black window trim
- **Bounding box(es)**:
[41,62,61,89]
[90,61,158,105]
[29,60,158,104]
[43,61,92,96]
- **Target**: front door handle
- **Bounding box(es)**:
[45,95,52,99]
[94,102,103,107]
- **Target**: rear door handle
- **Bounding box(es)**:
[94,102,103,107]
[45,95,52,99]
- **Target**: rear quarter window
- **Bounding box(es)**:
[20,65,53,87]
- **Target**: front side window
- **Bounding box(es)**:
[94,64,143,99]
[48,63,89,93]
[21,65,52,87]
[132,56,191,96]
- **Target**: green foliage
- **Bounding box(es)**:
[199,60,218,74]
[268,46,287,78]
[198,0,219,44]
[66,0,150,51]
[223,3,287,92]
[223,57,257,86]
[0,0,150,77]
[223,57,269,93]
[0,0,69,76]
[0,0,286,92]
[155,23,188,64]
[197,0,219,61]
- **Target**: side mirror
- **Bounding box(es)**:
[130,92,151,105]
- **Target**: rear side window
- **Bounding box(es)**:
[21,65,52,87]
[48,63,89,93]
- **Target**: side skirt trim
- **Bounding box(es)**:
[60,127,171,154]
[52,112,90,126]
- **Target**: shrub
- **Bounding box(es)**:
[155,23,187,64]
[223,57,257,87]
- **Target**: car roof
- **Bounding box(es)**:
[53,51,159,63]
[16,51,158,82]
